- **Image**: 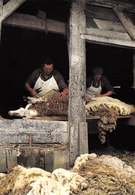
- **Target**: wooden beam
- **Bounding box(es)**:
[3,13,66,35]
[0,0,3,42]
[133,51,135,89]
[0,119,68,144]
[0,0,3,16]
[86,28,131,40]
[2,0,26,20]
[93,19,126,33]
[113,6,135,40]
[81,34,135,48]
[69,0,87,166]
[86,0,135,10]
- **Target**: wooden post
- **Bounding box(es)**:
[68,0,87,166]
[133,50,135,89]
[0,0,3,42]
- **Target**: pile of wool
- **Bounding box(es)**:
[86,96,135,116]
[86,96,135,144]
[1,153,135,195]
[0,165,87,195]
[73,153,135,195]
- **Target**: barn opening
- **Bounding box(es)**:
[0,0,135,158]
[0,22,135,152]
[0,25,69,118]
[86,42,135,151]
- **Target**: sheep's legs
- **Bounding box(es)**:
[8,107,26,117]
[8,104,38,118]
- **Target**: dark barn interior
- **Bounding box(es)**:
[0,0,135,152]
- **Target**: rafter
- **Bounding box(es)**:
[113,6,135,40]
[0,0,3,16]
[0,0,3,41]
[2,0,26,21]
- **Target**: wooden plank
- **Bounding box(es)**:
[0,119,69,144]
[93,19,126,32]
[53,149,69,170]
[113,6,135,40]
[2,0,26,20]
[0,0,3,41]
[87,115,132,121]
[0,146,6,172]
[18,145,69,172]
[79,122,88,155]
[35,116,68,121]
[86,28,131,40]
[0,0,3,16]
[44,151,54,172]
[68,0,86,166]
[18,147,41,168]
[86,0,135,10]
[86,4,119,22]
[133,51,135,89]
[3,13,66,35]
[5,147,17,169]
[81,34,135,48]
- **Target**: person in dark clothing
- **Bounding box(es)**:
[25,57,68,97]
[85,66,114,103]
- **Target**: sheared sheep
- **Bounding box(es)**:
[1,153,135,195]
[8,90,68,118]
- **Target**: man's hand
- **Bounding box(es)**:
[30,88,38,97]
[60,91,67,97]
[95,94,103,98]
[85,95,90,103]
[60,88,68,97]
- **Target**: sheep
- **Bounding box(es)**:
[8,94,135,143]
[9,93,135,119]
[1,153,135,195]
[8,90,68,118]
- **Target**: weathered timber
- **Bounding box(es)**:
[86,28,131,40]
[81,34,135,48]
[0,0,3,42]
[0,118,68,144]
[3,13,66,35]
[79,122,88,154]
[86,4,119,21]
[93,19,126,33]
[0,146,7,172]
[5,147,17,170]
[0,144,69,173]
[85,2,135,48]
[2,0,26,20]
[69,0,87,166]
[35,116,68,121]
[0,0,3,17]
[133,51,135,89]
[86,0,135,10]
[17,145,69,172]
[0,145,17,173]
[113,6,135,40]
[44,148,69,172]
